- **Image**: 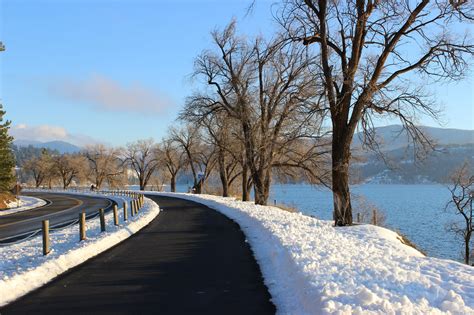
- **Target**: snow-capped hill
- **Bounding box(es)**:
[149,192,474,314]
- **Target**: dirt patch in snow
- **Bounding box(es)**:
[0,192,16,210]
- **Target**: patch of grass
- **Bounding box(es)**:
[396,232,427,256]
[275,203,299,213]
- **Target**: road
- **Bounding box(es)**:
[1,195,276,314]
[0,192,113,242]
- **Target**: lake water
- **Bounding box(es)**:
[169,183,466,262]
[267,184,462,262]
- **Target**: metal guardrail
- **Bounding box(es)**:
[0,190,145,256]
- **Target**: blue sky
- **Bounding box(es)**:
[1,0,473,146]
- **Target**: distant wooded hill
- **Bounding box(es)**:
[352,125,474,150]
[13,140,82,154]
[351,125,474,184]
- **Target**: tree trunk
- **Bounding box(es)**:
[221,177,229,197]
[241,159,249,201]
[245,178,252,202]
[96,177,103,190]
[253,171,270,205]
[332,140,353,226]
[465,231,471,265]
[253,183,270,205]
[218,151,229,197]
[195,181,202,194]
[254,184,266,205]
[170,175,176,192]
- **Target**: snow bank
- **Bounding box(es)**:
[149,192,474,315]
[0,192,160,306]
[1,196,47,217]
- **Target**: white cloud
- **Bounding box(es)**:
[10,124,100,147]
[48,74,174,114]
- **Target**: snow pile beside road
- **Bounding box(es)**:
[1,196,47,216]
[151,192,474,315]
[0,192,160,306]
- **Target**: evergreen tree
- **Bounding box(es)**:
[0,105,15,191]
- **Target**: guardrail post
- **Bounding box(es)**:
[113,204,119,225]
[123,202,128,221]
[99,208,106,232]
[130,200,135,216]
[42,220,50,255]
[79,212,86,241]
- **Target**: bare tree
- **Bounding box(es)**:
[123,139,159,191]
[446,162,474,265]
[212,123,242,197]
[188,22,327,204]
[23,150,55,188]
[181,108,242,197]
[157,137,186,192]
[279,0,474,225]
[23,158,45,188]
[53,154,86,189]
[84,144,123,190]
[240,145,253,201]
[170,125,216,194]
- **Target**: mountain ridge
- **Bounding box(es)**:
[13,139,82,154]
[352,125,474,151]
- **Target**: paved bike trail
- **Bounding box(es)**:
[1,195,276,314]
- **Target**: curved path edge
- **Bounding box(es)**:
[0,194,159,307]
[0,195,48,217]
[1,194,275,314]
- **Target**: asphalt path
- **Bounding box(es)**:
[0,192,113,242]
[1,195,276,314]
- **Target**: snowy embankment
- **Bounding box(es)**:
[1,196,47,217]
[150,192,474,315]
[0,191,160,306]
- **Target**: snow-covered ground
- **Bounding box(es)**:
[148,192,474,315]
[1,195,47,217]
[0,191,160,306]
